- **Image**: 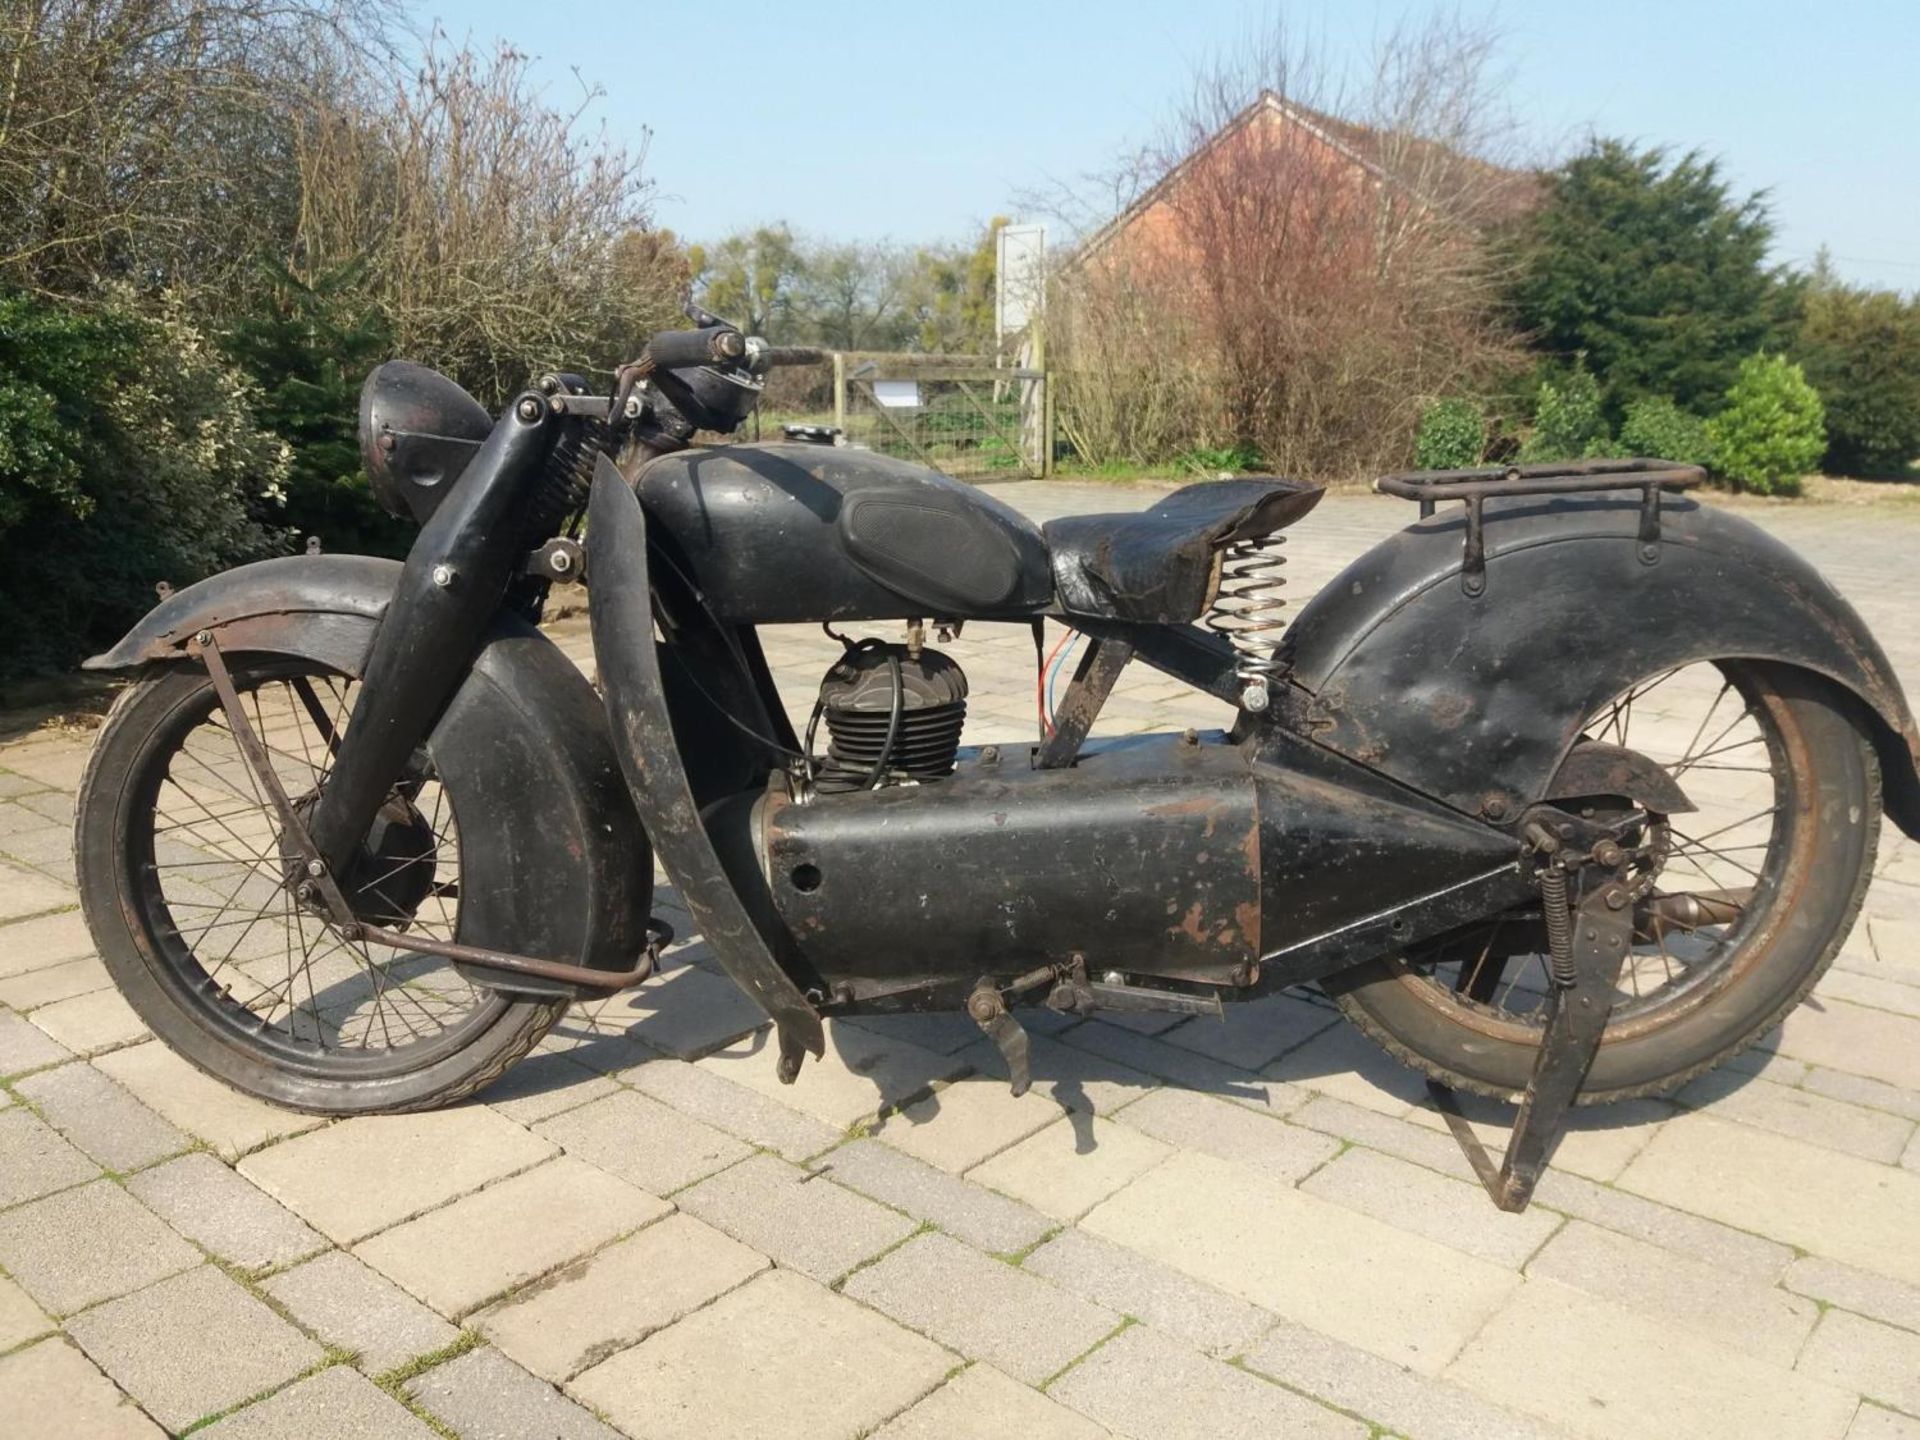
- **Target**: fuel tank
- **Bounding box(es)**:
[635,442,1053,623]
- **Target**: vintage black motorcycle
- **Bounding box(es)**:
[73,316,1920,1209]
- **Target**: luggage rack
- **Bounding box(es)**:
[1375,457,1705,595]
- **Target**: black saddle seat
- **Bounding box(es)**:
[1045,477,1324,624]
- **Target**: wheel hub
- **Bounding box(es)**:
[280,791,438,929]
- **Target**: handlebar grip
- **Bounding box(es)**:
[761,346,829,367]
[646,326,745,369]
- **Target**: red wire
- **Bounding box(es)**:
[1038,626,1072,736]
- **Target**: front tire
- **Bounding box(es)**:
[1324,661,1880,1104]
[75,658,566,1114]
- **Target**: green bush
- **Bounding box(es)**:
[1413,399,1485,469]
[221,263,411,557]
[1707,354,1826,496]
[1518,365,1610,462]
[1793,274,1920,476]
[0,290,289,679]
[1619,396,1714,469]
[0,297,115,535]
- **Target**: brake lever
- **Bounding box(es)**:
[607,355,655,431]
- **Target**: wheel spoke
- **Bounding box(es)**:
[290,676,343,763]
[129,661,490,1067]
[1672,703,1761,777]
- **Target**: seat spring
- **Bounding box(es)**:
[1205,536,1289,711]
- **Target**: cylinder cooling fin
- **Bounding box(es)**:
[814,644,968,792]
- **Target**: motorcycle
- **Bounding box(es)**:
[73,315,1920,1211]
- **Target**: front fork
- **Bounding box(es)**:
[305,392,556,877]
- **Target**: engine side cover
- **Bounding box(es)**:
[636,443,1052,622]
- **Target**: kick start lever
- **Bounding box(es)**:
[1427,864,1634,1212]
[967,976,1042,1097]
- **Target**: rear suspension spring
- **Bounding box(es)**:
[1205,536,1289,712]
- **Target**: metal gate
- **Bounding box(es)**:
[831,353,1051,480]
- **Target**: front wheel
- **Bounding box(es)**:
[75,656,567,1114]
[1325,660,1880,1104]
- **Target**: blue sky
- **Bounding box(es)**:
[432,0,1919,293]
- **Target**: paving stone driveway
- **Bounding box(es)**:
[2,481,1919,1439]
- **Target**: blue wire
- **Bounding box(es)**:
[1046,631,1082,721]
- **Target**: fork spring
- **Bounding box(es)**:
[1205,536,1289,711]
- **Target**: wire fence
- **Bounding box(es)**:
[755,352,1051,481]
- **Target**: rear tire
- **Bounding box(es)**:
[1324,662,1879,1104]
[75,658,567,1115]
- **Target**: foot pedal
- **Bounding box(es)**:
[1431,874,1633,1211]
[1043,971,1225,1019]
[967,984,1032,1098]
[775,1023,811,1085]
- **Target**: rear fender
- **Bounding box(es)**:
[1285,495,1920,837]
[85,555,653,994]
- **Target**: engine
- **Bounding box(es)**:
[812,642,968,792]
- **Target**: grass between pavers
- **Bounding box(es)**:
[370,1329,485,1440]
[1036,1312,1135,1390]
[996,1225,1064,1268]
[372,1326,484,1392]
[0,1257,55,1360]
[830,1219,936,1292]
[845,1359,971,1440]
[177,1345,358,1435]
[1226,1349,1397,1436]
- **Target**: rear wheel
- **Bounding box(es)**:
[1325,660,1879,1103]
[75,656,566,1114]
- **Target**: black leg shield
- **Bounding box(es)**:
[585,457,825,1073]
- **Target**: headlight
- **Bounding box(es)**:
[358,361,494,522]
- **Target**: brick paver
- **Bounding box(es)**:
[0,1338,165,1439]
[200,1366,435,1439]
[352,1157,669,1318]
[2,481,1919,1436]
[126,1153,325,1272]
[17,1062,190,1172]
[568,1268,952,1440]
[475,1211,768,1382]
[65,1266,322,1431]
[843,1230,1120,1384]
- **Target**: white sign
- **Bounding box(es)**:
[872,380,922,409]
[996,223,1047,348]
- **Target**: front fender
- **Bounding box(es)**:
[1286,495,1920,838]
[85,555,653,993]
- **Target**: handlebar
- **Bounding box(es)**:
[609,327,832,431]
[644,325,746,369]
[637,330,829,375]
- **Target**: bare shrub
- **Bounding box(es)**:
[1051,255,1222,466]
[1052,13,1529,480]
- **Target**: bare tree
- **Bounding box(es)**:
[0,0,393,297]
[286,31,664,399]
